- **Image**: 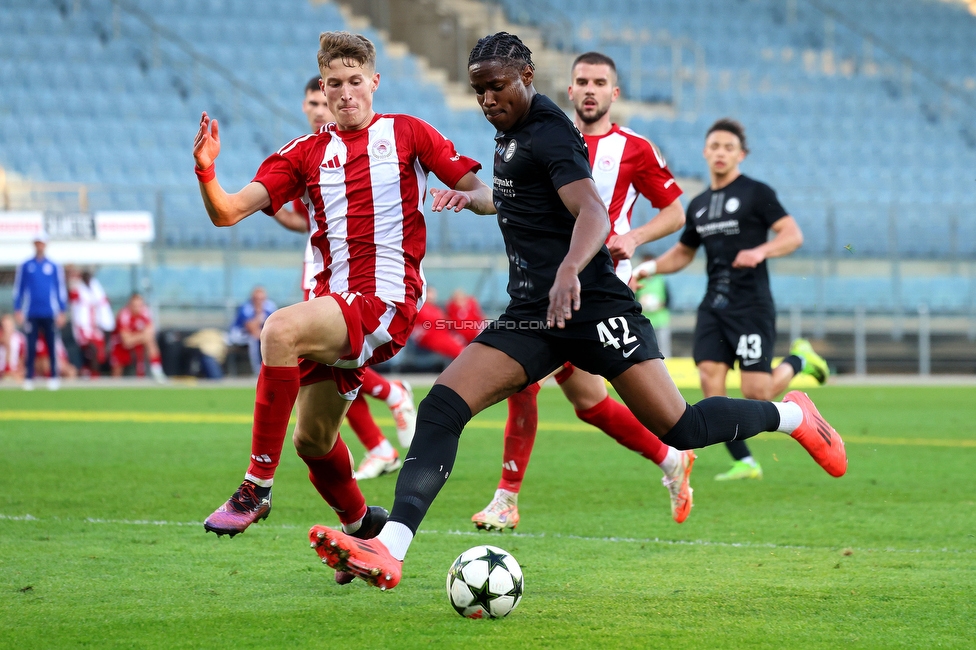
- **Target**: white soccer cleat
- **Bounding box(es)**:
[389,380,416,448]
[22,379,35,391]
[354,451,402,480]
[46,378,61,391]
[661,449,696,524]
[150,363,166,384]
[471,489,520,531]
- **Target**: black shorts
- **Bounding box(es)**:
[693,305,776,373]
[473,303,663,386]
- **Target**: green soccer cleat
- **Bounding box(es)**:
[714,459,763,481]
[790,338,830,385]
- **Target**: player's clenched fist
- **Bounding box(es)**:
[193,111,221,170]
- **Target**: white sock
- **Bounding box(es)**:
[342,513,365,535]
[773,402,803,434]
[657,446,682,475]
[377,521,413,561]
[740,455,756,466]
[384,382,403,406]
[370,440,395,457]
[244,473,273,488]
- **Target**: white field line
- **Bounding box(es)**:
[2,513,972,556]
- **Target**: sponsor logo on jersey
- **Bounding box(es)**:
[725,197,741,213]
[597,155,616,172]
[370,138,393,159]
[503,140,518,162]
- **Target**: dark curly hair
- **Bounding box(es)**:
[706,118,749,154]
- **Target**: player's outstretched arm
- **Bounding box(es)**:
[631,242,697,289]
[193,112,272,227]
[607,197,684,261]
[429,172,495,215]
[548,178,610,329]
[732,215,803,269]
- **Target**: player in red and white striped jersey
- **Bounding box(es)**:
[1,313,27,381]
[471,51,696,532]
[196,32,493,539]
[274,76,418,485]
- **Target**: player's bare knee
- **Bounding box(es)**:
[260,311,297,359]
[292,422,340,457]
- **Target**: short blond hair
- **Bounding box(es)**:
[317,31,376,72]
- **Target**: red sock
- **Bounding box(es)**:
[361,367,391,400]
[498,383,542,493]
[576,395,668,464]
[245,364,301,482]
[150,353,161,365]
[299,436,367,526]
[345,393,386,451]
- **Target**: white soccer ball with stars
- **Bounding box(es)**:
[446,545,524,619]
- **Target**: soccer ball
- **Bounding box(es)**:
[445,545,524,619]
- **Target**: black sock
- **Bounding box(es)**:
[660,397,780,450]
[781,354,803,376]
[389,384,472,534]
[725,439,752,461]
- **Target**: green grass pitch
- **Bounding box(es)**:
[2,385,974,648]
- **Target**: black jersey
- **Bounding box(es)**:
[680,174,788,311]
[492,94,632,320]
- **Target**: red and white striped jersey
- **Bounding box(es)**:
[255,114,481,309]
[583,124,682,281]
[1,330,26,375]
[116,305,153,334]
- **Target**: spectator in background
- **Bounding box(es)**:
[13,231,66,391]
[67,266,115,377]
[632,254,672,358]
[183,328,228,379]
[228,286,276,375]
[1,313,27,381]
[410,286,467,359]
[33,334,77,380]
[445,288,486,343]
[110,292,165,381]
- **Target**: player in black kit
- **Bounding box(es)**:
[633,119,830,481]
[309,35,846,591]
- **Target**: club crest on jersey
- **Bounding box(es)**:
[370,138,393,159]
[725,197,741,213]
[503,140,518,162]
[597,155,617,172]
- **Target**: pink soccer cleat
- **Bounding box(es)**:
[784,390,847,477]
[204,480,271,537]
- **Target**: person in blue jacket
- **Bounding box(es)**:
[13,232,67,390]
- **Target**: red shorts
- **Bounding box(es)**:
[299,292,416,399]
[112,344,145,369]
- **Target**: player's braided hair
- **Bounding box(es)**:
[707,118,750,154]
[468,32,535,72]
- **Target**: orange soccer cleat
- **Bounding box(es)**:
[662,449,696,523]
[783,390,847,477]
[310,525,402,591]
